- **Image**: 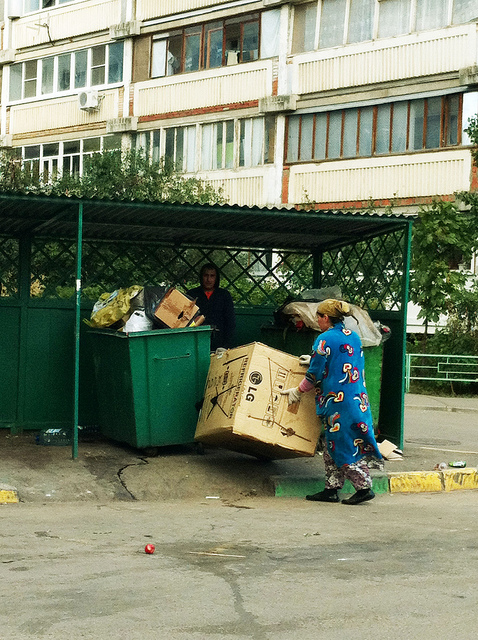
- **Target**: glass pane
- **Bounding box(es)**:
[201,124,213,170]
[376,104,391,154]
[410,99,425,150]
[108,42,124,83]
[453,0,478,24]
[391,102,408,152]
[83,138,100,153]
[91,66,105,86]
[75,50,87,88]
[342,109,358,157]
[446,94,460,145]
[24,145,40,159]
[152,40,167,77]
[292,2,317,53]
[43,143,59,156]
[176,127,184,169]
[327,111,342,158]
[41,57,54,95]
[261,9,281,58]
[92,46,105,67]
[205,23,223,68]
[242,21,259,62]
[103,135,121,150]
[58,54,71,91]
[215,123,223,169]
[64,141,80,154]
[348,0,374,44]
[300,114,314,160]
[24,60,37,98]
[9,63,22,101]
[252,118,264,166]
[416,0,448,31]
[378,0,411,38]
[225,22,240,65]
[425,97,442,149]
[264,116,275,164]
[152,130,161,163]
[24,0,40,11]
[314,113,327,159]
[319,0,346,49]
[186,126,196,172]
[165,128,175,165]
[359,106,373,156]
[287,116,300,162]
[167,35,182,75]
[71,155,80,177]
[184,28,201,72]
[240,119,252,166]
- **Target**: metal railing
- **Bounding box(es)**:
[405,353,478,391]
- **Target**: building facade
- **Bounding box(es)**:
[0,0,477,212]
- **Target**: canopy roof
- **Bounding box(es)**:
[0,193,412,251]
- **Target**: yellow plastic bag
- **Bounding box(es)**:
[84,286,143,328]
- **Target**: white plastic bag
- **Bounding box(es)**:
[124,310,153,333]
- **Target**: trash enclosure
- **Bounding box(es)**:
[0,193,413,456]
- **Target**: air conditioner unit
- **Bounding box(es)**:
[78,90,99,112]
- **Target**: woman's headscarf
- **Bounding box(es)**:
[317,299,353,320]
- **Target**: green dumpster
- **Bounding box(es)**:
[88,326,212,450]
[260,325,383,429]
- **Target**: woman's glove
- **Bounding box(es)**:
[280,387,303,405]
[298,354,311,367]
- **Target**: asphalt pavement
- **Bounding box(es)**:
[1,393,477,504]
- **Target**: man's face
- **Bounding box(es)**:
[201,268,217,291]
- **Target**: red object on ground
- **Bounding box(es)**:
[144,543,155,554]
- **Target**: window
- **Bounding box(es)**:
[21,136,120,182]
[319,0,347,49]
[348,0,374,43]
[23,0,76,11]
[453,0,478,23]
[201,121,234,170]
[286,94,462,162]
[151,12,279,77]
[164,126,196,172]
[416,0,448,31]
[9,43,124,102]
[378,0,411,38]
[292,2,317,53]
[239,117,274,167]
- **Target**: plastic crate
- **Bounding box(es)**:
[36,428,72,446]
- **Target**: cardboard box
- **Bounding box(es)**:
[195,342,320,459]
[154,287,200,329]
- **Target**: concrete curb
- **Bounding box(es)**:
[271,468,478,497]
[0,484,19,504]
[406,405,478,414]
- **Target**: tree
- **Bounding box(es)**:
[0,147,226,205]
[409,198,478,337]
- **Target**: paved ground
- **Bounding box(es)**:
[1,393,477,504]
[1,493,478,639]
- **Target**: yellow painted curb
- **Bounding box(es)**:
[0,489,19,504]
[443,468,478,492]
[389,471,443,494]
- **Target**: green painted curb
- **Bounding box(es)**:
[272,474,389,497]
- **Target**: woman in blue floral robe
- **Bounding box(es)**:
[281,299,382,505]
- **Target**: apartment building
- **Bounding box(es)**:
[0,0,477,212]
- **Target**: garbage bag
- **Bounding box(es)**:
[85,286,143,328]
[124,309,153,333]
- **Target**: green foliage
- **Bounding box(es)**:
[0,148,226,205]
[409,198,478,329]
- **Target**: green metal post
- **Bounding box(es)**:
[398,221,413,449]
[72,202,83,459]
[312,251,322,289]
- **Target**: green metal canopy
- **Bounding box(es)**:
[0,192,410,250]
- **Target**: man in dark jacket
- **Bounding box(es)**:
[187,263,236,352]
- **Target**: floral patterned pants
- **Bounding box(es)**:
[323,450,372,491]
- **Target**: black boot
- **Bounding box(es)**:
[341,489,375,505]
[306,488,339,503]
